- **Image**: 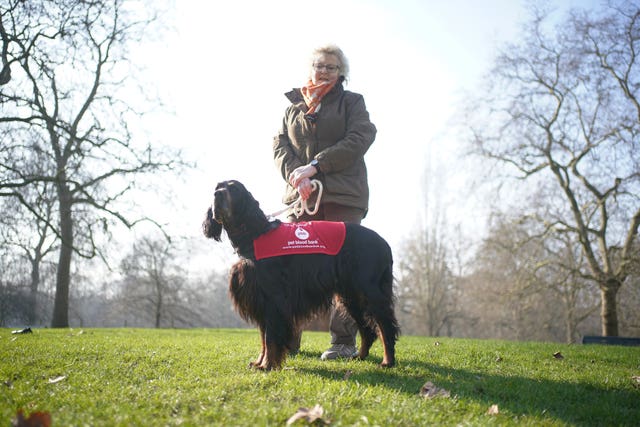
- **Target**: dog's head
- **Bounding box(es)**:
[202,180,262,241]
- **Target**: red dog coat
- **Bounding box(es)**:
[253,221,346,260]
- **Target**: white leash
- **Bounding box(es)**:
[268,179,323,220]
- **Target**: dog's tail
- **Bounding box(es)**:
[202,207,223,241]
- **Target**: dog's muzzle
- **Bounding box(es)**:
[212,188,231,224]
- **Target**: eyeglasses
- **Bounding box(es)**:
[313,63,340,73]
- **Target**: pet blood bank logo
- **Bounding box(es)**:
[288,224,319,248]
[294,226,310,240]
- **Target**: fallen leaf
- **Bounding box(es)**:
[553,352,564,359]
[419,381,451,399]
[495,356,503,362]
[286,404,328,425]
[48,376,66,384]
[632,376,640,388]
[11,409,51,427]
[343,370,353,380]
[486,404,499,415]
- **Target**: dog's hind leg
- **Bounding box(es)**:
[249,326,267,369]
[357,324,377,360]
[368,300,399,368]
[341,298,377,360]
[376,316,399,367]
[361,268,399,367]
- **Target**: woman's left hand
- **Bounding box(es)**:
[296,178,314,200]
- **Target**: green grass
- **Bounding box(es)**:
[1,328,638,426]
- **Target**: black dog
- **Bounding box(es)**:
[203,180,399,370]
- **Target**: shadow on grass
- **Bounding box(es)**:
[295,354,640,426]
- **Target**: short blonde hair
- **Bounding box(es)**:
[310,44,350,82]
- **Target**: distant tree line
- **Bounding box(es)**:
[0,235,246,329]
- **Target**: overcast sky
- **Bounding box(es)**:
[130,0,601,269]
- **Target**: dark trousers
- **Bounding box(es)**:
[288,203,364,349]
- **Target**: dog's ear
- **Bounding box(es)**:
[203,207,223,241]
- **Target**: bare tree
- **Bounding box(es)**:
[0,3,11,85]
[0,0,185,327]
[462,2,640,336]
[397,225,458,337]
[118,235,202,328]
[0,183,58,325]
[396,162,463,337]
[539,232,600,342]
[482,212,599,342]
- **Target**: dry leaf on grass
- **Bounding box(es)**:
[47,376,66,384]
[419,381,451,399]
[486,404,500,415]
[632,376,640,388]
[11,409,51,427]
[343,370,353,380]
[286,404,328,425]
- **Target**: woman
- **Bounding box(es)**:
[273,44,377,360]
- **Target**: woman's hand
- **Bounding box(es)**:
[289,164,318,200]
[296,177,314,200]
[289,164,317,188]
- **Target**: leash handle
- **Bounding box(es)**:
[268,179,323,220]
[292,179,323,217]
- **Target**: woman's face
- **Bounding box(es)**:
[310,53,341,85]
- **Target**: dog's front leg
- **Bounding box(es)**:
[259,322,287,371]
[249,326,267,368]
[260,340,282,371]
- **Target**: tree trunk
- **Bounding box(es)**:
[600,280,620,336]
[51,184,73,328]
[28,254,41,325]
[565,306,575,344]
[155,293,162,328]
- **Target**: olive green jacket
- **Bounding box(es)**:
[273,82,377,212]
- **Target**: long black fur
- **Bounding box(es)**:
[203,180,399,370]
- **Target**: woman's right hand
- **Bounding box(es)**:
[289,164,317,188]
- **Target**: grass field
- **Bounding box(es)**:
[2,328,639,426]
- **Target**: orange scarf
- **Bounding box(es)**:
[301,79,337,114]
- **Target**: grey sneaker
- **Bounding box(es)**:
[320,344,358,360]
